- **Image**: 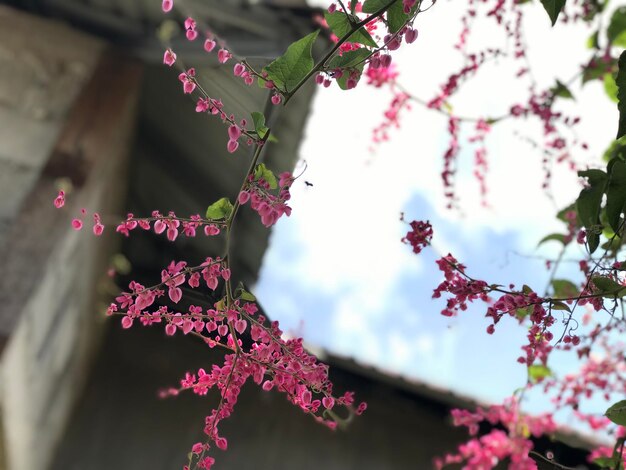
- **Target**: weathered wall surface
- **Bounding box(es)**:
[51,323,468,470]
[0,7,141,470]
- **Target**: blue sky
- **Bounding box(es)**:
[254,0,619,429]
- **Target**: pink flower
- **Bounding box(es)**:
[218,49,232,64]
[162,0,173,13]
[72,218,83,230]
[93,222,104,236]
[204,39,216,52]
[405,28,418,44]
[233,63,245,77]
[227,140,239,153]
[271,94,282,105]
[228,125,241,141]
[184,17,196,30]
[121,316,133,329]
[163,49,176,66]
[238,191,250,205]
[54,190,65,208]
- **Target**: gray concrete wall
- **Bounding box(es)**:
[0,7,141,469]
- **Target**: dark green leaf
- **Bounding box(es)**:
[603,135,626,162]
[551,279,579,298]
[583,56,617,84]
[350,0,359,13]
[522,284,533,294]
[594,456,622,469]
[552,79,574,99]
[556,203,576,223]
[528,364,552,382]
[328,48,371,69]
[387,0,418,34]
[264,30,319,93]
[539,0,566,26]
[205,197,234,220]
[537,233,568,246]
[606,400,626,425]
[617,50,626,139]
[576,169,608,253]
[362,0,395,14]
[592,276,626,297]
[253,163,278,189]
[324,11,378,48]
[336,61,365,90]
[606,159,626,232]
[608,6,626,47]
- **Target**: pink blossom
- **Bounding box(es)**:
[72,218,83,230]
[227,140,239,153]
[162,0,173,13]
[204,39,216,52]
[217,49,232,64]
[54,190,65,208]
[163,49,176,66]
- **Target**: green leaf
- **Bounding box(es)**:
[328,48,371,69]
[608,6,626,47]
[522,284,533,294]
[240,290,256,302]
[583,56,617,84]
[362,0,395,14]
[336,61,365,90]
[253,163,278,189]
[594,456,621,469]
[576,169,608,253]
[264,30,319,93]
[592,276,626,297]
[606,159,626,232]
[528,364,552,382]
[350,0,359,13]
[386,0,418,34]
[515,306,531,320]
[538,233,568,246]
[234,282,257,302]
[552,79,574,99]
[551,279,579,298]
[587,30,599,49]
[551,301,571,312]
[205,197,234,220]
[605,73,619,103]
[617,50,626,139]
[606,400,626,425]
[603,135,626,162]
[539,0,566,26]
[324,11,378,48]
[250,111,277,142]
[556,203,576,223]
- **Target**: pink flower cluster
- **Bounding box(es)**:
[401,219,432,254]
[238,172,293,227]
[115,211,222,241]
[435,399,556,470]
[107,254,361,468]
[432,254,490,317]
